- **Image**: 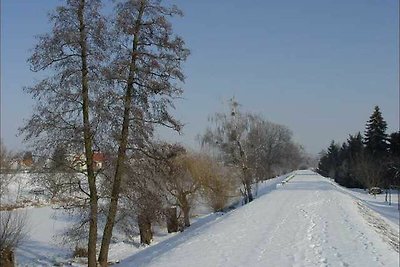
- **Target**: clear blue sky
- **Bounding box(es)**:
[1,0,399,154]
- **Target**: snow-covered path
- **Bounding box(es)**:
[121,171,399,267]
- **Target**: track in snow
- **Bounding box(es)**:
[120,171,399,267]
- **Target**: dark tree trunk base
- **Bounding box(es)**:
[0,248,15,267]
[166,207,178,233]
[138,215,153,245]
[183,207,191,227]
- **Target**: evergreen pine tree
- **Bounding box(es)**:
[336,142,349,186]
[386,131,400,188]
[317,141,340,179]
[345,132,365,188]
[347,132,364,159]
[364,106,388,156]
[388,131,400,157]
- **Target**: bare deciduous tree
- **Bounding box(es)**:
[162,151,202,227]
[202,99,255,203]
[20,0,107,265]
[246,116,304,180]
[98,1,189,264]
[21,0,188,265]
[202,99,304,204]
[117,155,166,245]
[32,172,80,200]
[352,152,385,189]
[0,210,28,267]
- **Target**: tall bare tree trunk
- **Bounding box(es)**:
[181,196,191,227]
[243,167,253,203]
[0,248,15,267]
[98,4,145,266]
[78,1,98,266]
[166,207,178,233]
[245,179,253,203]
[138,214,153,245]
[239,141,253,203]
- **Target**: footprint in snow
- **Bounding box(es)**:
[319,258,327,263]
[314,249,322,256]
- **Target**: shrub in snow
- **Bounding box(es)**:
[0,210,28,266]
[73,246,88,258]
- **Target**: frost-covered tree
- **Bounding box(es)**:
[202,99,255,203]
[246,116,304,179]
[202,99,303,203]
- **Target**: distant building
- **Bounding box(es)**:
[93,152,105,170]
[8,156,34,171]
[68,151,105,171]
[21,158,33,169]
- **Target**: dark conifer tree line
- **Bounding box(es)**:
[317,106,399,189]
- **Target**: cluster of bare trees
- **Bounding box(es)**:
[15,96,304,264]
[20,0,189,265]
[201,99,306,203]
[114,143,239,245]
[15,0,307,266]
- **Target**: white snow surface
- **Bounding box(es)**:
[15,207,72,266]
[119,170,399,267]
[1,173,34,204]
[7,170,400,266]
[330,181,399,229]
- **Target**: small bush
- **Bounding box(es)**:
[73,246,88,258]
[194,156,240,212]
[0,210,28,252]
[0,247,15,267]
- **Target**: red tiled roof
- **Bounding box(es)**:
[93,152,105,162]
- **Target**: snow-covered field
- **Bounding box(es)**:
[1,173,37,205]
[117,171,399,267]
[3,171,399,266]
[329,180,399,228]
[16,207,72,266]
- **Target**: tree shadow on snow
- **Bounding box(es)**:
[16,239,70,266]
[119,212,232,266]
